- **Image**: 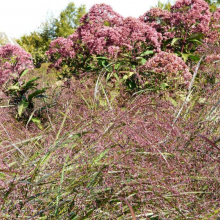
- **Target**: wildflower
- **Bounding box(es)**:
[0,44,33,86]
[171,0,211,35]
[143,51,192,85]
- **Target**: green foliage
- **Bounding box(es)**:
[163,32,203,62]
[55,2,86,37]
[17,32,49,67]
[155,0,172,11]
[204,0,220,11]
[0,38,7,45]
[2,69,47,128]
[17,2,86,66]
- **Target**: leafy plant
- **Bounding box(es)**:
[2,69,47,128]
[0,44,49,127]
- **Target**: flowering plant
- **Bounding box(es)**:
[140,0,219,63]
[47,4,162,82]
[0,44,33,86]
[47,0,220,91]
[171,0,211,36]
[0,45,47,126]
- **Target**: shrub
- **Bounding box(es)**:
[170,0,211,36]
[140,0,219,62]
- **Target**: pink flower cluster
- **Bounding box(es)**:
[121,17,162,51]
[204,54,220,64]
[48,0,218,66]
[46,0,220,87]
[0,45,33,86]
[47,3,162,63]
[197,40,220,56]
[80,3,123,27]
[206,8,220,43]
[140,0,213,40]
[213,8,220,25]
[140,7,172,22]
[143,51,192,83]
[46,37,75,68]
[139,8,173,40]
[78,25,124,55]
[171,0,211,36]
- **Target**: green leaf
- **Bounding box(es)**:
[23,77,40,89]
[106,72,113,81]
[160,82,169,90]
[113,72,119,81]
[114,63,121,70]
[93,149,109,164]
[97,56,109,60]
[187,32,204,40]
[7,85,20,91]
[202,185,209,191]
[32,117,43,130]
[140,50,154,57]
[140,58,147,65]
[136,57,147,64]
[18,99,29,117]
[123,72,135,80]
[171,38,181,46]
[102,60,106,67]
[187,39,202,45]
[162,38,173,48]
[166,96,177,107]
[188,54,200,61]
[26,110,36,127]
[181,53,189,62]
[28,89,46,102]
[20,69,29,78]
[0,172,6,179]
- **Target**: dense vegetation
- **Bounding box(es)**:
[0,0,220,219]
[16,2,86,67]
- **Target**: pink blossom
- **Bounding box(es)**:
[108,46,120,58]
[171,0,211,36]
[0,44,33,86]
[143,51,192,85]
[205,8,220,43]
[139,8,172,40]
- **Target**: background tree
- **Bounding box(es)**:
[155,0,172,11]
[17,2,86,67]
[204,0,220,11]
[55,3,86,37]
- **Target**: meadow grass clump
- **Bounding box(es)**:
[0,65,220,218]
[1,84,220,219]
